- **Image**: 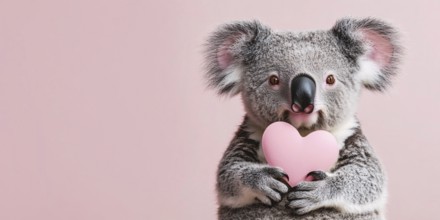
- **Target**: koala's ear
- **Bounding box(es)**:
[331,18,402,91]
[204,21,271,96]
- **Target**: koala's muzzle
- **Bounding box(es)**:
[291,75,316,114]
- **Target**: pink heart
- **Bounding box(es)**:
[262,122,339,187]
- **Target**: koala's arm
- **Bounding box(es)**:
[287,128,386,214]
[328,129,386,211]
[216,117,289,208]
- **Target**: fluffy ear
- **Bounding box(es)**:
[331,18,402,91]
[204,21,271,96]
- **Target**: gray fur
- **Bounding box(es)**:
[204,18,401,220]
[331,18,402,91]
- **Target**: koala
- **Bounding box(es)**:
[204,18,401,220]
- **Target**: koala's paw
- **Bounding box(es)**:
[242,166,290,206]
[286,171,330,215]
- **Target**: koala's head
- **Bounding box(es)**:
[204,18,401,132]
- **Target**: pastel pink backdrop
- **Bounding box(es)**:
[0,1,439,219]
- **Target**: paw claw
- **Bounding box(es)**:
[282,172,289,181]
[306,170,327,181]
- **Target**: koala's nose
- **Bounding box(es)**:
[291,75,316,114]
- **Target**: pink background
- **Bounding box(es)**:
[0,0,439,219]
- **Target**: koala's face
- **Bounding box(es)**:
[205,19,400,132]
[240,32,361,131]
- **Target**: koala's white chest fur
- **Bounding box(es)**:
[329,116,359,149]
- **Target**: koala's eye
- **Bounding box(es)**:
[326,75,335,85]
[269,75,280,86]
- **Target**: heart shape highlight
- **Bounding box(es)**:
[262,121,339,186]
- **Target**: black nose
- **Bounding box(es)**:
[291,75,316,114]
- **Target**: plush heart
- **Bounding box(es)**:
[262,122,339,187]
